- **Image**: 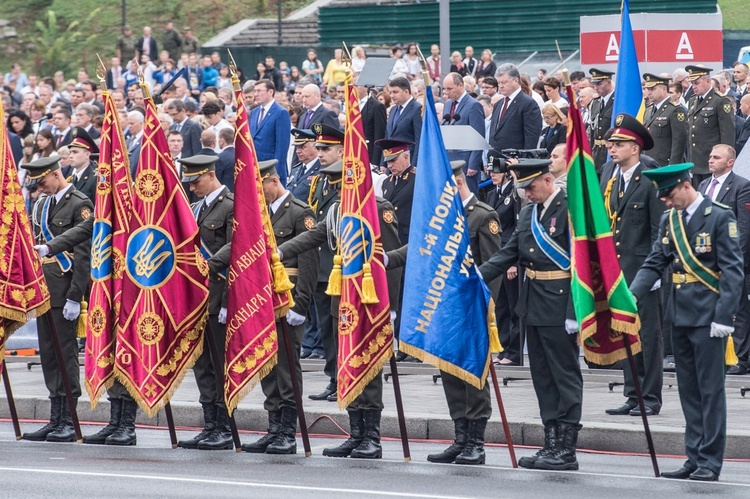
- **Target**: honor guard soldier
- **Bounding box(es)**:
[66,127,99,202]
[287,128,322,202]
[600,114,665,417]
[630,163,744,482]
[175,154,236,451]
[479,159,583,471]
[377,139,415,245]
[485,151,522,365]
[278,159,403,459]
[588,68,616,171]
[685,65,736,187]
[643,73,689,166]
[241,159,319,455]
[22,156,93,443]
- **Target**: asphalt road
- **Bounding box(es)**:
[0,423,748,498]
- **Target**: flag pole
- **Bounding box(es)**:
[489,363,517,467]
[44,314,82,443]
[204,323,243,452]
[2,361,22,439]
[624,339,660,477]
[279,318,312,456]
[163,403,178,448]
[387,356,411,461]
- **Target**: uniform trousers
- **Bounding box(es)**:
[496,274,520,363]
[313,282,337,387]
[348,372,384,411]
[440,370,491,420]
[526,325,582,425]
[193,315,226,407]
[261,321,304,411]
[672,325,726,474]
[38,308,81,399]
[622,289,663,410]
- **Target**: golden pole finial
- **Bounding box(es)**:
[415,44,432,87]
[227,49,241,91]
[95,54,107,87]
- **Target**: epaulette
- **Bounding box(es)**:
[473,200,495,213]
[712,200,730,210]
[70,190,89,200]
[291,197,309,209]
[222,191,235,201]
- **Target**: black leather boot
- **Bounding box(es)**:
[323,410,364,457]
[534,423,581,470]
[427,418,468,463]
[46,398,76,442]
[23,397,61,441]
[350,410,382,459]
[242,410,281,453]
[266,406,298,454]
[105,399,138,446]
[178,403,217,449]
[83,398,123,444]
[198,405,234,450]
[518,421,558,469]
[454,418,487,465]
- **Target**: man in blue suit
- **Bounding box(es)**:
[442,72,487,194]
[489,64,542,154]
[251,79,291,186]
[383,77,422,165]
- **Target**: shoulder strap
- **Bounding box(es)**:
[530,204,570,271]
[668,208,719,293]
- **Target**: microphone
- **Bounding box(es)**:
[451,113,460,124]
[442,113,452,125]
[34,113,53,124]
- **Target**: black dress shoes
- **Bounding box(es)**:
[605,404,635,415]
[630,406,659,416]
[661,466,696,479]
[689,467,719,481]
[309,388,335,401]
[326,392,337,402]
[726,364,748,375]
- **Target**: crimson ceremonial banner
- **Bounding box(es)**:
[337,77,393,409]
[224,74,292,415]
[0,106,51,371]
[566,83,641,365]
[85,90,134,406]
[115,87,209,417]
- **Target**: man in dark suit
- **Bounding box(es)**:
[384,77,422,164]
[167,100,202,158]
[699,144,750,376]
[52,109,74,148]
[215,128,235,192]
[733,63,749,115]
[589,68,616,171]
[686,65,735,187]
[736,95,750,153]
[599,114,665,417]
[106,57,124,92]
[356,83,386,165]
[196,130,219,158]
[443,72,486,194]
[67,127,98,202]
[643,73,688,166]
[8,131,23,167]
[74,104,101,140]
[287,128,322,203]
[299,84,339,129]
[631,163,743,482]
[489,64,542,157]
[136,26,158,63]
[250,79,291,186]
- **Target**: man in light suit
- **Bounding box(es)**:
[167,100,202,158]
[489,64,542,155]
[443,72,486,194]
[383,77,422,165]
[126,110,144,177]
[250,79,291,186]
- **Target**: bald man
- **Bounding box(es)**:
[300,84,339,129]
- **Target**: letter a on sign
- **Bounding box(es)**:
[605,33,620,62]
[676,32,694,60]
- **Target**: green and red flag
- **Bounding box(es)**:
[85,89,134,407]
[565,83,642,365]
[0,105,51,371]
[335,74,393,409]
[115,84,209,417]
[224,72,293,415]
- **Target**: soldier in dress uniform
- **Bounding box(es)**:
[174,155,235,451]
[376,139,415,245]
[630,163,744,482]
[685,65,736,187]
[588,68,616,172]
[478,159,583,471]
[66,127,98,202]
[643,73,689,166]
[22,156,93,443]
[287,128,322,202]
[277,159,403,459]
[599,114,665,417]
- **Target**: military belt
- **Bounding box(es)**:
[41,253,73,266]
[672,272,720,284]
[524,268,571,281]
[594,140,607,146]
[285,268,298,276]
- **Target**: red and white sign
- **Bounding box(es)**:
[580,12,723,74]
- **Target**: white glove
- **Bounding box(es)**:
[63,300,81,321]
[34,245,50,258]
[218,307,227,324]
[650,280,661,292]
[277,248,283,260]
[390,310,397,325]
[565,319,579,335]
[710,322,733,338]
[383,250,389,268]
[286,309,305,326]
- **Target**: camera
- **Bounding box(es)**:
[487,148,549,173]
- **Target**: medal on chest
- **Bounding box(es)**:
[695,232,711,253]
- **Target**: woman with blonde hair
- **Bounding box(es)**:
[476,49,496,79]
[449,51,467,77]
[352,45,367,73]
[538,103,567,154]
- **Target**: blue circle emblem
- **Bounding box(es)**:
[90,220,113,281]
[340,215,374,277]
[125,226,176,289]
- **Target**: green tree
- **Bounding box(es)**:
[33,9,101,77]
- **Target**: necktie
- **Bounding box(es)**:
[682,208,689,226]
[304,109,314,127]
[706,178,719,200]
[392,105,403,123]
[56,133,63,148]
[258,107,265,127]
[698,96,704,105]
[449,100,457,118]
[48,196,57,220]
[199,201,208,218]
[499,98,509,120]
[176,122,183,132]
[618,171,626,198]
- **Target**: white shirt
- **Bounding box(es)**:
[600,90,615,108]
[654,96,671,113]
[257,100,274,123]
[615,162,641,192]
[268,191,290,214]
[210,119,233,152]
[54,184,73,204]
[706,170,731,200]
[462,193,476,208]
[540,186,562,219]
[202,185,225,209]
[683,193,705,224]
[504,87,522,107]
